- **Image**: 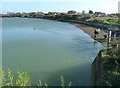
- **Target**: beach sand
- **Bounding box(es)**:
[70,23,108,43]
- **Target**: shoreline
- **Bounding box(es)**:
[2,17,109,43]
[68,22,109,43]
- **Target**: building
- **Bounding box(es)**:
[94,12,106,17]
[67,10,77,15]
[82,10,85,15]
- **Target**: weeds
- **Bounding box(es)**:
[1,67,72,87]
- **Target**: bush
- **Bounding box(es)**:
[98,47,120,87]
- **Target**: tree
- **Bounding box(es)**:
[89,10,93,14]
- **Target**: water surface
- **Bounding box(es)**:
[2,18,104,86]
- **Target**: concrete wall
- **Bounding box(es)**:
[92,49,104,86]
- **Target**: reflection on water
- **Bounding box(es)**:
[2,18,104,86]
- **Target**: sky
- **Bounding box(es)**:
[1,0,120,14]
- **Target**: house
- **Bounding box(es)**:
[82,10,85,15]
[94,12,106,17]
[21,12,29,17]
[67,10,77,15]
[36,12,45,17]
[0,14,2,17]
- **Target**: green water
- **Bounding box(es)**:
[2,18,104,86]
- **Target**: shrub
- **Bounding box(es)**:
[1,67,72,87]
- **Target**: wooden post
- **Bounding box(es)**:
[107,32,109,48]
[109,31,112,42]
[107,31,112,48]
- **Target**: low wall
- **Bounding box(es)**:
[92,49,104,86]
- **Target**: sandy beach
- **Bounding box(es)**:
[70,23,108,43]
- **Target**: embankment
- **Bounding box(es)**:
[56,19,119,31]
[92,49,104,86]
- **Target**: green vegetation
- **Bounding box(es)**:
[0,67,31,87]
[0,67,72,87]
[97,46,120,86]
[96,17,120,26]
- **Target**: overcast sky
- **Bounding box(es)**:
[1,0,120,14]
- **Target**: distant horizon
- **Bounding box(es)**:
[1,1,119,14]
[1,10,118,14]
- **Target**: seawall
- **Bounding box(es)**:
[92,49,104,86]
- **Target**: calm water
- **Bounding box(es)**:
[2,18,104,86]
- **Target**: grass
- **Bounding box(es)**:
[97,46,120,86]
[0,67,31,87]
[96,17,120,26]
[0,67,72,87]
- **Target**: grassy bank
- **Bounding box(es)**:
[97,46,120,86]
[95,17,120,26]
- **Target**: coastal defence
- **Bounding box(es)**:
[68,21,107,85]
[58,19,119,31]
[92,49,104,85]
